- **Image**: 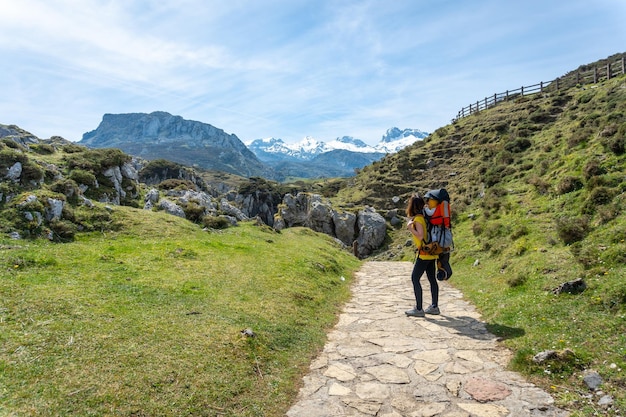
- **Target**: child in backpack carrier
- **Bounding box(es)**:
[424,189,453,281]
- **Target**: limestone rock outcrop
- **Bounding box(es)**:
[274,192,386,257]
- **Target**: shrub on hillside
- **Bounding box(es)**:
[507,273,528,288]
[181,202,206,223]
[158,179,196,191]
[528,175,550,195]
[582,159,605,180]
[49,179,80,204]
[579,111,602,128]
[482,221,508,239]
[61,143,86,153]
[48,220,77,242]
[567,127,593,148]
[139,159,186,183]
[202,216,230,229]
[64,148,130,172]
[582,186,616,214]
[602,135,625,155]
[29,143,56,155]
[471,221,483,236]
[0,148,28,169]
[20,161,45,185]
[73,206,115,232]
[556,176,583,195]
[529,109,552,123]
[587,186,615,205]
[569,242,600,269]
[69,169,97,187]
[510,225,529,240]
[556,215,590,244]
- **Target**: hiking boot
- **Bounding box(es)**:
[405,308,425,317]
[425,305,440,315]
[436,269,447,281]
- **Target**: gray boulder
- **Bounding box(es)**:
[220,199,248,221]
[354,207,387,258]
[103,166,125,202]
[158,199,186,218]
[45,198,64,222]
[237,191,280,227]
[6,162,22,182]
[174,190,217,214]
[144,188,160,207]
[277,193,310,227]
[305,195,335,235]
[553,278,586,295]
[333,211,357,246]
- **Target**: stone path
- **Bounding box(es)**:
[286,262,569,417]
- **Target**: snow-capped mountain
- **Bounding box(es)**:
[246,127,429,161]
[377,127,430,153]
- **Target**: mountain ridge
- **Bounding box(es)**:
[79,111,272,179]
[246,127,429,161]
[79,111,429,180]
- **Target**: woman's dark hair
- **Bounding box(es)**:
[405,194,425,217]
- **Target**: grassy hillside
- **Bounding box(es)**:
[337,67,626,415]
[0,209,362,416]
[2,54,624,416]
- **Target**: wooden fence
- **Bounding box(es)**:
[453,56,626,122]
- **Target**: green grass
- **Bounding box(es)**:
[436,191,626,416]
[0,206,362,416]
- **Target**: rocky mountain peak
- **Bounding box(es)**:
[79,112,271,178]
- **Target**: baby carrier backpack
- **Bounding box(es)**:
[424,188,453,250]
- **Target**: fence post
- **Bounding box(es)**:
[556,78,560,90]
[594,67,598,83]
[521,86,524,96]
[622,57,625,76]
[506,90,509,100]
[576,72,580,85]
[540,81,543,92]
[607,63,611,80]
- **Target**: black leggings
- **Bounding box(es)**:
[411,257,438,310]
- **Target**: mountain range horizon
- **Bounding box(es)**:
[77,111,430,180]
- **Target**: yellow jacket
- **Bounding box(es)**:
[410,215,438,260]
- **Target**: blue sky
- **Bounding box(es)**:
[1,0,625,145]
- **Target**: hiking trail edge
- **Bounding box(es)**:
[286,261,569,417]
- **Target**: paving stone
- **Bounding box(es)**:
[365,364,411,384]
[413,348,451,364]
[328,382,352,396]
[324,362,357,381]
[337,344,382,358]
[355,381,390,401]
[464,376,513,402]
[457,402,509,416]
[413,359,440,376]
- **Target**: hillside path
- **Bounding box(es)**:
[286,261,569,417]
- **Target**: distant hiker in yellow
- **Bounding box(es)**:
[405,194,440,317]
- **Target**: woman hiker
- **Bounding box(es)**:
[405,194,440,317]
